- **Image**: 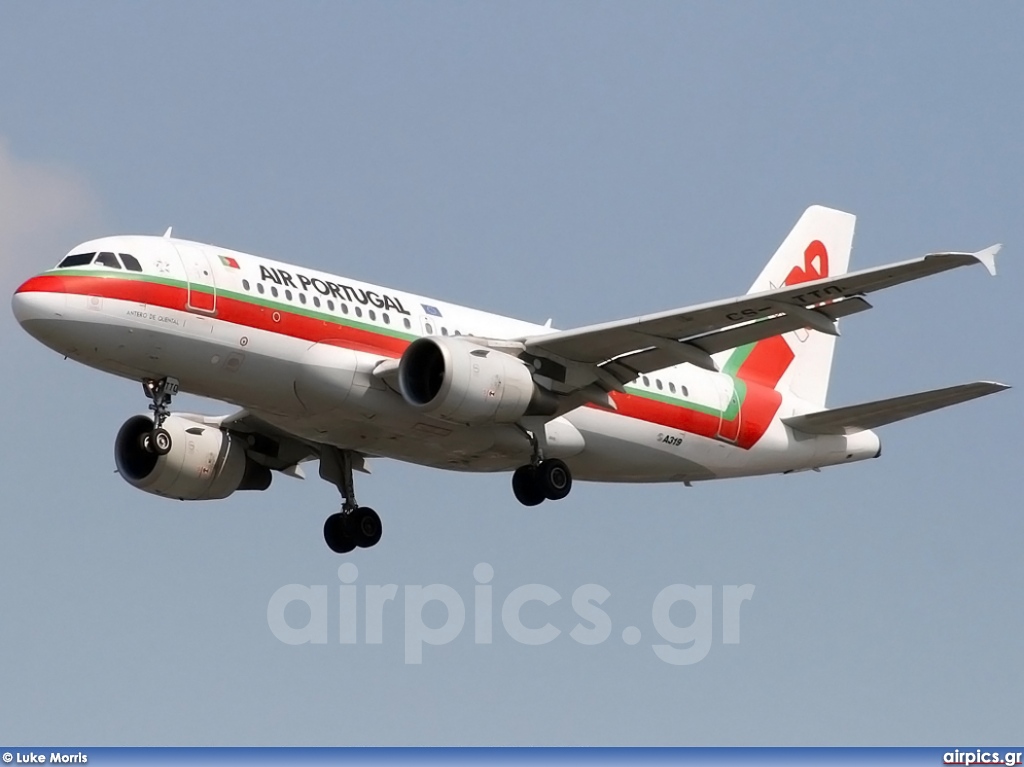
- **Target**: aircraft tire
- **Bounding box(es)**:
[354,507,383,548]
[538,459,572,501]
[512,465,545,506]
[151,428,172,456]
[324,512,357,554]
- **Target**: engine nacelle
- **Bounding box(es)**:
[398,336,555,424]
[115,415,272,501]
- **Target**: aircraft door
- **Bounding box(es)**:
[174,242,217,314]
[716,375,742,443]
[676,374,723,438]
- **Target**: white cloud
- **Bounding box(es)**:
[0,138,102,292]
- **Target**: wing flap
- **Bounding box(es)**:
[782,381,1009,435]
[600,296,873,378]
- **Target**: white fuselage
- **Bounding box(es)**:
[11,234,880,484]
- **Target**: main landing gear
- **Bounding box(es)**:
[511,425,574,506]
[139,376,179,456]
[319,447,383,554]
[511,458,573,507]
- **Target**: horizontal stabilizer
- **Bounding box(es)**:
[783,381,1010,435]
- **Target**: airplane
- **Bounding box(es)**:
[11,205,1009,553]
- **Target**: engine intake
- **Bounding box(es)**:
[398,336,555,424]
[115,415,272,500]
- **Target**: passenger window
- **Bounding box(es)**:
[120,253,143,272]
[355,306,362,318]
[286,289,292,301]
[441,327,448,336]
[656,379,663,390]
[403,318,411,329]
[425,323,433,334]
[58,253,95,268]
[669,382,676,394]
[242,279,251,291]
[642,376,650,387]
[299,293,307,304]
[257,283,265,294]
[383,313,390,324]
[328,300,335,311]
[681,386,689,397]
[95,252,121,269]
[368,309,376,321]
[454,330,461,336]
[271,286,279,298]
[341,304,348,314]
[313,296,321,308]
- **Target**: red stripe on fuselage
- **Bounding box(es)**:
[17,273,409,357]
[19,273,785,449]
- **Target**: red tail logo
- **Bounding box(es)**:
[739,239,832,388]
[785,240,829,286]
[721,239,833,444]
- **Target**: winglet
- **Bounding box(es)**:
[163,226,173,239]
[974,244,1001,276]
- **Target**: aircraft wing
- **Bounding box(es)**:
[782,381,1010,435]
[178,410,319,477]
[521,246,999,387]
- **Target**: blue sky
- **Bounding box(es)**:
[0,2,1021,745]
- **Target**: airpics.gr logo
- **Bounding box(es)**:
[266,564,755,665]
[944,750,1023,766]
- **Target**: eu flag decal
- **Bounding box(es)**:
[422,304,443,317]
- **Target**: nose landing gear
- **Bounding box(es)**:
[140,377,179,456]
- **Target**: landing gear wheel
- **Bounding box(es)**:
[320,448,386,553]
[353,507,382,548]
[538,458,572,501]
[324,512,357,554]
[150,428,172,456]
[512,465,546,506]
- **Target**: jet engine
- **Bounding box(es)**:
[398,336,556,424]
[115,415,272,500]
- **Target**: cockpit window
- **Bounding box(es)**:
[120,253,143,272]
[95,252,122,269]
[58,253,95,268]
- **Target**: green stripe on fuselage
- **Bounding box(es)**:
[49,269,762,422]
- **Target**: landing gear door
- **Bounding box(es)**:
[174,242,217,314]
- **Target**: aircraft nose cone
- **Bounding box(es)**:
[11,276,64,335]
[11,280,36,325]
[11,280,43,325]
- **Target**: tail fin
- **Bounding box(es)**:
[726,205,856,408]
